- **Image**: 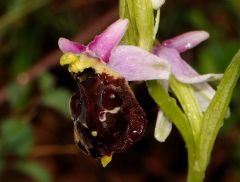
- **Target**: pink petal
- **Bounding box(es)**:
[109,45,170,81]
[155,46,229,116]
[87,19,129,63]
[155,46,222,83]
[58,37,86,53]
[162,31,209,53]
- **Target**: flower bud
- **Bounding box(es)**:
[152,0,165,10]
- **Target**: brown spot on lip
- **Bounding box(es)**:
[70,66,147,159]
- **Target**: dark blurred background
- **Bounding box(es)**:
[0,0,239,182]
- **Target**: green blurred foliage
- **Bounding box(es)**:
[39,72,55,92]
[0,0,81,180]
[42,88,71,116]
[0,118,33,178]
[15,161,51,182]
[0,118,33,158]
[7,82,32,108]
[0,159,4,173]
[0,0,50,35]
[39,72,71,116]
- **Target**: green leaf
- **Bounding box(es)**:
[15,161,51,182]
[196,50,240,172]
[10,26,41,76]
[7,82,32,109]
[229,0,240,16]
[0,118,34,157]
[0,0,50,33]
[38,72,55,93]
[188,9,209,29]
[42,88,71,116]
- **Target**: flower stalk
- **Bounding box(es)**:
[146,80,195,153]
[120,0,154,51]
[169,77,203,140]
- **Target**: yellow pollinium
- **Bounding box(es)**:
[60,52,79,66]
[60,53,93,73]
[101,155,112,167]
[59,52,120,78]
[91,130,98,137]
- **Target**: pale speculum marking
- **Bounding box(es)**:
[99,107,121,122]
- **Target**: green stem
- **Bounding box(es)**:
[134,0,154,50]
[169,77,203,140]
[187,160,205,182]
[120,0,154,51]
[187,50,240,182]
[146,81,195,154]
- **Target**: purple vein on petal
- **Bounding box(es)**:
[109,45,170,81]
[155,46,222,84]
[162,31,210,53]
[58,37,86,54]
[87,19,129,63]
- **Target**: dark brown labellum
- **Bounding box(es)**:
[70,67,147,159]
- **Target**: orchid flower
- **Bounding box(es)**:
[155,31,223,108]
[58,19,171,167]
[150,31,224,142]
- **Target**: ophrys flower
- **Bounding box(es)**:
[58,19,170,166]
